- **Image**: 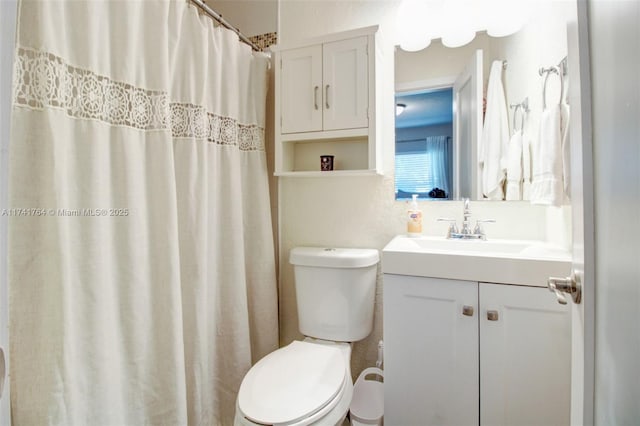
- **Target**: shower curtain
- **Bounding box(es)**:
[9,1,278,424]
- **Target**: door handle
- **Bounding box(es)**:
[325,84,330,109]
[548,270,581,305]
[0,347,5,399]
[314,86,319,110]
[462,305,474,316]
[487,310,499,321]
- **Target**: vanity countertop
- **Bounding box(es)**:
[382,235,571,287]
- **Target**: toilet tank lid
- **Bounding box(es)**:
[290,247,379,268]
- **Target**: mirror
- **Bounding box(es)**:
[394,2,577,201]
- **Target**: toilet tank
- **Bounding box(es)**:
[290,247,379,342]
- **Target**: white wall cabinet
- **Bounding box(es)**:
[280,37,368,134]
[384,274,571,426]
[273,26,384,177]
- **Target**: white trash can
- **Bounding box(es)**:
[349,367,384,426]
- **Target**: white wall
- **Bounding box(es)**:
[589,0,640,423]
[278,1,400,378]
[207,0,277,37]
[277,0,574,380]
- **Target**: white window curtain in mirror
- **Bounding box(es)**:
[9,1,278,424]
[395,136,451,198]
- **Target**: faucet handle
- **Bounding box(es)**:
[437,218,458,238]
[473,219,496,239]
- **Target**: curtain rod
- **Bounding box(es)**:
[190,0,260,51]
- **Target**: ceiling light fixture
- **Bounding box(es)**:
[396,103,407,116]
[396,0,531,52]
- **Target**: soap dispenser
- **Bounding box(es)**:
[407,194,422,237]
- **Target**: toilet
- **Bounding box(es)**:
[234,247,379,426]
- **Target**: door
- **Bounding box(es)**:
[322,36,368,131]
[565,4,595,425]
[384,275,478,426]
[0,0,16,424]
[280,45,322,134]
[480,283,571,426]
[453,49,483,200]
[587,1,640,423]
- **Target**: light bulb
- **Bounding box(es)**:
[397,0,434,52]
[440,0,478,48]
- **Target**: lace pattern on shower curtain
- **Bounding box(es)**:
[13,46,265,151]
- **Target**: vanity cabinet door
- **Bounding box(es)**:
[479,283,571,426]
[384,274,479,426]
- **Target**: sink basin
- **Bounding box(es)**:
[399,237,535,255]
[382,235,571,287]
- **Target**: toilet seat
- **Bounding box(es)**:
[238,341,347,426]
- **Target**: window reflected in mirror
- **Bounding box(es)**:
[395,88,453,200]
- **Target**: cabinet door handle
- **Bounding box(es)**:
[487,310,499,321]
[314,86,319,110]
[325,84,330,109]
[462,305,474,316]
[0,347,5,399]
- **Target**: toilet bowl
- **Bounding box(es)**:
[234,338,353,426]
[234,247,379,426]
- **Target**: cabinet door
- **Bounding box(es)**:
[280,45,322,134]
[480,283,571,426]
[322,36,369,131]
[384,275,479,426]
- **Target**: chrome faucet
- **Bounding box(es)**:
[437,198,495,240]
[460,198,473,236]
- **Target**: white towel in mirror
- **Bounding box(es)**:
[480,60,510,200]
[506,130,523,200]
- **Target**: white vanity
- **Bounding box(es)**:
[382,235,572,426]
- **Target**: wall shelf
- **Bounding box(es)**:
[280,128,368,143]
[275,169,382,178]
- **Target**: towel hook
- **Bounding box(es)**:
[511,104,526,133]
[509,98,529,133]
[541,66,563,110]
[511,104,521,132]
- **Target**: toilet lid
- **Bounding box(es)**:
[238,341,346,425]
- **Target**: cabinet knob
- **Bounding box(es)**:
[487,310,499,321]
[462,305,474,316]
